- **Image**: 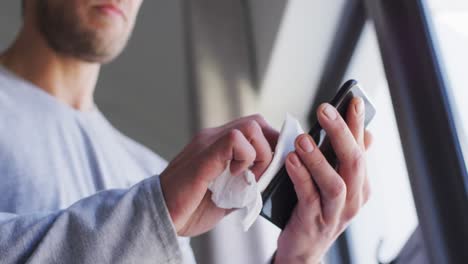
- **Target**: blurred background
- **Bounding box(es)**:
[1,0,467,263]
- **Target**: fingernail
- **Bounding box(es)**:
[299,136,315,152]
[323,104,337,120]
[289,154,302,167]
[355,97,364,115]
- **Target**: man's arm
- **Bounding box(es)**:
[0,176,182,264]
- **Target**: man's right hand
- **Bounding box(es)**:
[160,115,279,237]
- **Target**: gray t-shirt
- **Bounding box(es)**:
[0,65,195,263]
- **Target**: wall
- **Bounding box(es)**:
[97,0,192,159]
[0,2,21,50]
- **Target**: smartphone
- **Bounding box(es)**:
[260,79,376,229]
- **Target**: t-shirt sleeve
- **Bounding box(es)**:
[0,176,183,264]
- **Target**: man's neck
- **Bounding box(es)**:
[0,24,100,112]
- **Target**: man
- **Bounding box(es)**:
[0,0,372,263]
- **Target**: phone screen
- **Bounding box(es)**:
[260,79,376,229]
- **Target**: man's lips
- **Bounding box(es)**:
[94,4,126,20]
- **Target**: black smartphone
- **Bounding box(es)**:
[260,79,376,229]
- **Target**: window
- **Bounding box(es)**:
[426,0,468,168]
[343,23,418,264]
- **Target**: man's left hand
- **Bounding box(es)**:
[275,97,373,264]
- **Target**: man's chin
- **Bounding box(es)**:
[77,51,122,64]
[71,39,127,64]
[82,34,130,64]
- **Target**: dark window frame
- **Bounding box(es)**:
[311,0,468,263]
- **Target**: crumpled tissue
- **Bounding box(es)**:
[208,114,305,231]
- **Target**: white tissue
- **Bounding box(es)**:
[208,114,305,231]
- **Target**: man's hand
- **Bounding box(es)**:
[160,115,279,237]
[275,98,372,264]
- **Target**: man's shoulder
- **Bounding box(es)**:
[0,75,37,138]
[0,73,22,115]
[0,68,57,118]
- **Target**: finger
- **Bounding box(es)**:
[317,103,366,204]
[254,117,280,149]
[317,103,361,165]
[217,114,279,149]
[225,130,257,176]
[236,120,273,180]
[362,175,371,205]
[172,115,278,176]
[364,130,373,150]
[198,129,256,182]
[344,98,368,217]
[346,97,365,148]
[294,134,346,222]
[285,152,319,200]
